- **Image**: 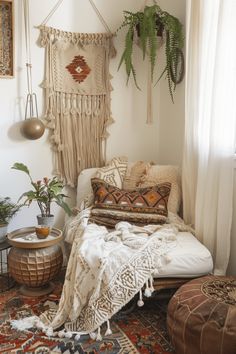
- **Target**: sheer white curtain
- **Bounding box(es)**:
[183,0,236,275]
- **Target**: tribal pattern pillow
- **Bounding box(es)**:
[90,178,171,227]
[139,165,181,214]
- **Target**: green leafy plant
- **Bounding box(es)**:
[117,4,184,101]
[11,163,72,217]
[0,197,21,225]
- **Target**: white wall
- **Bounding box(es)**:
[0,0,186,232]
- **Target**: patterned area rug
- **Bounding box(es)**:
[0,276,174,354]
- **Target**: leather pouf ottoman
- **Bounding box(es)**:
[167,275,236,354]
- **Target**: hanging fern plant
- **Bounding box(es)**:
[117,4,184,102]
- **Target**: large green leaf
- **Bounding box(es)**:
[11,163,30,176]
[55,198,72,216]
[18,191,37,204]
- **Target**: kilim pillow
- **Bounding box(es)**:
[95,156,128,188]
[90,178,171,227]
[139,165,181,214]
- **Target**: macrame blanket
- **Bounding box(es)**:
[38,26,116,187]
[12,210,193,339]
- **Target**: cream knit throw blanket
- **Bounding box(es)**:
[13,210,192,339]
[38,26,116,187]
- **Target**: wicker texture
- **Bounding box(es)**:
[167,275,236,354]
[8,245,63,288]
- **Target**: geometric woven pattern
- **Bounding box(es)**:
[95,156,128,188]
[91,178,171,215]
[8,245,63,288]
[140,165,181,214]
[66,55,91,83]
[90,178,171,227]
[0,279,174,353]
[167,275,236,354]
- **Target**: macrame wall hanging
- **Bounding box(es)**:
[37,0,116,187]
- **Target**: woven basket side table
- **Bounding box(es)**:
[7,227,63,296]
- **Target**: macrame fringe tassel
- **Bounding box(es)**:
[105,319,112,336]
[46,327,54,337]
[75,333,81,341]
[144,280,152,297]
[150,275,155,292]
[137,290,144,307]
[96,326,102,341]
[58,329,66,338]
[90,332,97,340]
[38,25,116,50]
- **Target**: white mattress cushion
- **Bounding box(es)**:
[154,232,213,278]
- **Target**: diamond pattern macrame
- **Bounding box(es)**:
[66,55,91,83]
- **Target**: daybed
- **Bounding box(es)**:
[33,158,213,337]
[72,162,213,292]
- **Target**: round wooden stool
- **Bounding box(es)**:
[167,275,236,354]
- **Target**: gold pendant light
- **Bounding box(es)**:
[22,0,45,140]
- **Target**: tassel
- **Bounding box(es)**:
[137,290,144,307]
[34,318,46,330]
[46,327,54,337]
[150,276,155,293]
[64,331,73,338]
[105,320,112,336]
[58,330,66,338]
[75,334,81,341]
[96,327,102,341]
[144,280,152,297]
[89,332,97,340]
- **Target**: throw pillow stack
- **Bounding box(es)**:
[86,157,181,228]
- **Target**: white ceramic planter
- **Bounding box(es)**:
[0,224,8,243]
[37,215,54,228]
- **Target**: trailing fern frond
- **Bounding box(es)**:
[117,4,184,102]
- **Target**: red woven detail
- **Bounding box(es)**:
[66,55,91,83]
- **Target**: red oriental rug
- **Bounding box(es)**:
[0,278,174,354]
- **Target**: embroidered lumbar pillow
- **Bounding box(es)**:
[90,178,171,227]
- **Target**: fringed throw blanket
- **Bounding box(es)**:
[38,26,116,187]
[11,210,194,340]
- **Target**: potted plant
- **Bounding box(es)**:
[11,162,72,226]
[0,197,21,243]
[117,4,184,102]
